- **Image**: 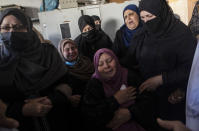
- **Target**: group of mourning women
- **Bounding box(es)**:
[0,0,197,131]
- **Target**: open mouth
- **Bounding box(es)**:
[129,21,134,25]
[105,69,113,74]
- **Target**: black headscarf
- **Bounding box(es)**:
[126,0,197,122]
[139,0,176,36]
[75,15,112,60]
[0,8,67,96]
[91,15,100,21]
[78,15,95,32]
[128,0,197,84]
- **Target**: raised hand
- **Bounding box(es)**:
[106,108,131,130]
[157,118,190,131]
[114,86,136,104]
[139,75,163,93]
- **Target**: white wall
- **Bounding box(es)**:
[38,1,139,47]
[0,0,42,16]
[168,0,189,25]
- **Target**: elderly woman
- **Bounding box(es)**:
[125,0,197,124]
[0,8,73,131]
[81,48,159,131]
[74,15,112,61]
[112,4,142,63]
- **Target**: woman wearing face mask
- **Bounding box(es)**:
[91,15,102,31]
[113,4,142,64]
[81,48,160,131]
[74,15,113,61]
[0,8,74,131]
[125,0,197,124]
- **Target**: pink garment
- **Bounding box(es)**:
[114,120,145,131]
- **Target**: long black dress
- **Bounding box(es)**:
[112,29,128,62]
[125,0,197,124]
[0,8,74,131]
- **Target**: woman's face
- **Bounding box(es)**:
[97,53,117,80]
[124,9,139,30]
[0,15,27,33]
[140,10,156,23]
[82,24,93,33]
[94,20,101,25]
[63,42,78,62]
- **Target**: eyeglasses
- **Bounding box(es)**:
[0,24,26,32]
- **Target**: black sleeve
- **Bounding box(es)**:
[44,74,72,107]
[127,69,143,87]
[80,78,120,129]
[112,30,122,57]
[127,69,158,130]
[6,101,25,122]
[162,33,197,90]
[128,91,159,131]
[104,33,113,49]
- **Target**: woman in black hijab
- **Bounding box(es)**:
[0,8,73,131]
[91,15,102,31]
[74,15,112,61]
[126,0,197,125]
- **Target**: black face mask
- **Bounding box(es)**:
[144,17,161,33]
[82,29,96,40]
[1,32,32,51]
[95,24,101,31]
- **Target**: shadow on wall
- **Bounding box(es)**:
[103,18,117,41]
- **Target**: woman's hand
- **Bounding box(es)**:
[114,86,136,104]
[0,100,19,128]
[157,118,190,131]
[68,95,81,107]
[23,97,52,117]
[168,88,185,104]
[56,84,72,98]
[139,75,163,93]
[106,108,131,130]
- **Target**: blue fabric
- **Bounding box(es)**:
[40,0,58,11]
[122,4,142,47]
[123,4,140,16]
[65,61,77,66]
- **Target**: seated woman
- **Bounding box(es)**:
[81,48,159,131]
[58,38,94,130]
[74,15,112,61]
[58,38,94,103]
[0,8,74,131]
[112,4,142,63]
